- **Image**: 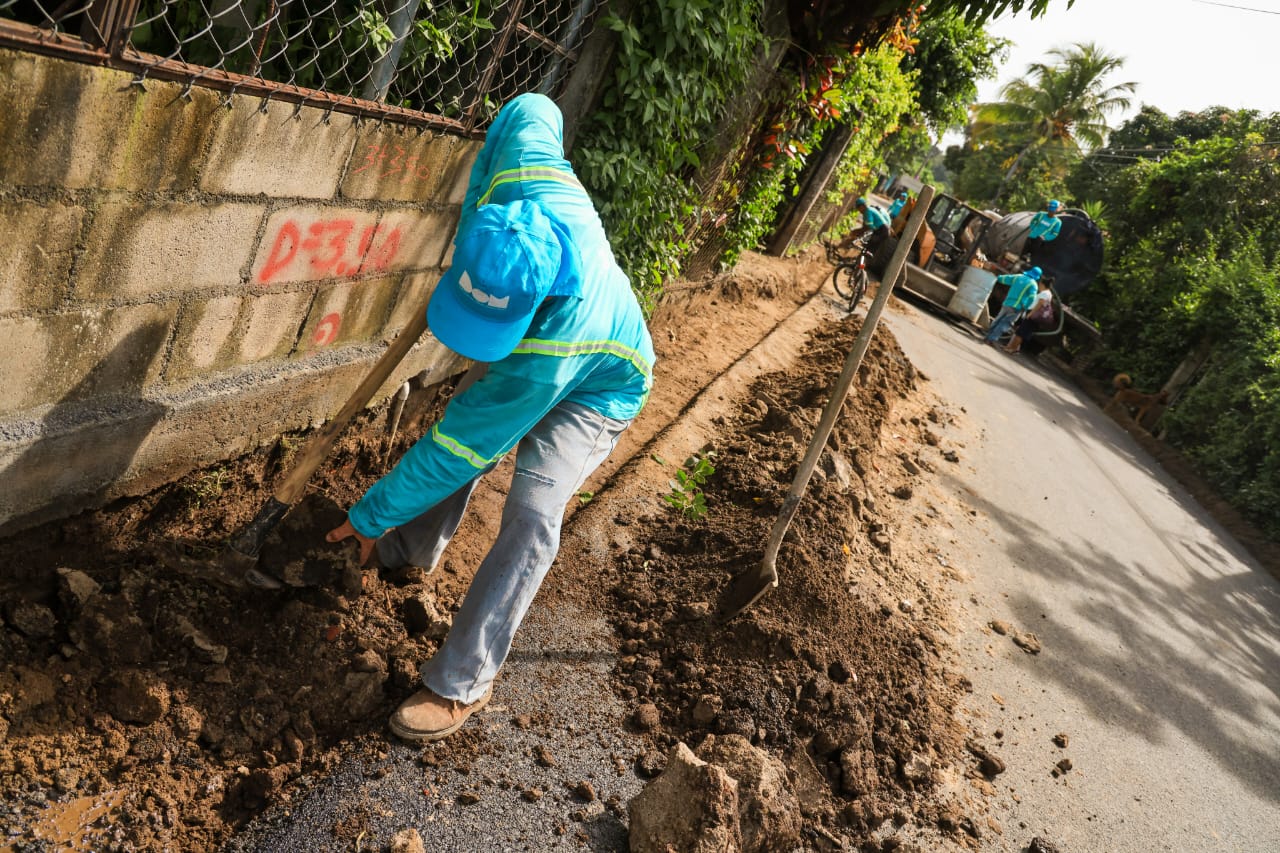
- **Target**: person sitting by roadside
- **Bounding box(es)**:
[984,266,1042,346]
[1003,276,1056,355]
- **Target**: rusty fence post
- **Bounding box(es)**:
[81,0,142,57]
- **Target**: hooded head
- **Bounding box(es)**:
[1025,266,1043,280]
[896,189,909,199]
[427,200,563,362]
[855,197,868,209]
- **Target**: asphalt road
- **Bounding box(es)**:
[883,303,1280,852]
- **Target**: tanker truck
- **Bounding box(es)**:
[892,194,1105,351]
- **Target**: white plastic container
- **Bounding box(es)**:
[947,266,997,323]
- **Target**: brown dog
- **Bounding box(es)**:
[1105,374,1169,427]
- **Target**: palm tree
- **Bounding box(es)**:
[971,42,1136,203]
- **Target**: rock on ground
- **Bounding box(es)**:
[629,742,742,853]
[696,733,801,852]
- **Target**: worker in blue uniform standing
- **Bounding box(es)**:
[325,93,655,743]
[887,189,910,219]
[1025,199,1063,254]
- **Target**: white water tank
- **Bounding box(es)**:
[947,266,997,323]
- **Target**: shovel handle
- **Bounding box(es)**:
[760,186,936,570]
[273,307,431,506]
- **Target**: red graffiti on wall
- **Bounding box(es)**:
[350,143,435,183]
[313,312,342,347]
[257,218,403,284]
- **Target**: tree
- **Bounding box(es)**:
[969,42,1135,202]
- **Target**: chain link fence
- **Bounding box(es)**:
[0,0,600,132]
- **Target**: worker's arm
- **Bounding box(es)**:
[344,363,569,539]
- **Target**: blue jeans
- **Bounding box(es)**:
[375,400,630,704]
[984,305,1020,343]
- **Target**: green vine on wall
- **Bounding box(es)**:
[573,0,767,311]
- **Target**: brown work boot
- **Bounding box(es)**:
[388,687,491,743]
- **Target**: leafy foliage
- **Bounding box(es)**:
[663,452,717,521]
[962,42,1134,204]
[1066,109,1280,537]
[573,0,768,308]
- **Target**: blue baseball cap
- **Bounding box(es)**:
[1046,199,1062,212]
[1026,266,1043,280]
[855,197,868,207]
[428,201,563,362]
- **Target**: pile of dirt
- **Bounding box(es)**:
[604,315,979,849]
[0,386,475,851]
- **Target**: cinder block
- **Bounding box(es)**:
[445,140,482,205]
[294,277,399,356]
[0,302,177,417]
[239,289,313,364]
[341,125,457,202]
[0,397,170,535]
[166,294,244,381]
[0,50,219,192]
[384,271,439,338]
[377,208,457,273]
[251,205,384,287]
[76,199,265,299]
[201,96,359,198]
[0,197,84,313]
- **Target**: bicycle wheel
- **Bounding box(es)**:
[850,266,868,306]
[832,263,858,299]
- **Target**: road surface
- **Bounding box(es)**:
[884,303,1280,852]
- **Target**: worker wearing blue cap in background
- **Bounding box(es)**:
[842,196,893,259]
[1025,199,1063,255]
[984,266,1042,346]
[887,189,910,219]
[325,93,655,743]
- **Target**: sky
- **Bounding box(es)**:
[940,0,1280,146]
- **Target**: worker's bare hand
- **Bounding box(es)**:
[325,518,376,565]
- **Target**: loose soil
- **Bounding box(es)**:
[0,249,994,852]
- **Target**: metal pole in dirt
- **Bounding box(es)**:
[717,185,936,621]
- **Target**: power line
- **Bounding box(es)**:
[1191,0,1280,14]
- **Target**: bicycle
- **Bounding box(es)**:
[824,236,871,309]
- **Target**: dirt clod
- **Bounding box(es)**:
[390,827,426,853]
[1012,632,1042,654]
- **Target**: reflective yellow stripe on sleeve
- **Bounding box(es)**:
[431,424,494,469]
[478,167,587,207]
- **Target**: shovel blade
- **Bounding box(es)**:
[716,561,779,622]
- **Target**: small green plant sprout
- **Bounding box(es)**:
[663,451,717,521]
[576,490,594,505]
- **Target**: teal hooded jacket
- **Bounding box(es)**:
[349,94,655,538]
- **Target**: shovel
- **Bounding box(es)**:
[717,185,936,621]
[209,306,432,588]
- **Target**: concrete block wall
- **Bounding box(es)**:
[0,48,480,535]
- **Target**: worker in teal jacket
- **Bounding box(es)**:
[1026,199,1063,254]
[887,189,910,219]
[984,266,1042,345]
[842,196,892,260]
[324,93,654,742]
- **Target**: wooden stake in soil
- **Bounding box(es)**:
[717,185,937,621]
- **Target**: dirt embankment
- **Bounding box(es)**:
[0,250,994,851]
